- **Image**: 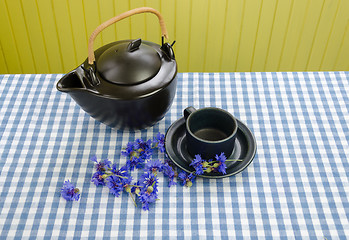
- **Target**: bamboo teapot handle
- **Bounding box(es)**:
[88,7,168,65]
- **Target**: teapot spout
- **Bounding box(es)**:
[56,69,86,93]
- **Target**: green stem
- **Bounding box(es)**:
[206,160,216,164]
[129,192,137,207]
[114,174,128,179]
[225,159,243,162]
[206,159,243,164]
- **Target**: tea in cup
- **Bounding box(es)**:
[184,106,238,159]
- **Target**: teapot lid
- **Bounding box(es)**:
[96,39,162,85]
[79,39,176,100]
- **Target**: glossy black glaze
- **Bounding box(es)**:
[97,39,162,85]
[56,39,177,130]
[184,107,238,159]
[165,116,257,178]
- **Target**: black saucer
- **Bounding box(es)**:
[165,117,256,178]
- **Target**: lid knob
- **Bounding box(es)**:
[127,38,142,52]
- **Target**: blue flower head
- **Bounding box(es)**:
[178,171,196,187]
[106,175,124,197]
[153,132,166,153]
[215,152,227,174]
[91,171,106,186]
[91,156,111,172]
[111,164,129,177]
[135,138,153,161]
[121,142,137,158]
[138,172,158,210]
[106,174,133,197]
[61,180,80,201]
[162,162,176,187]
[131,180,142,195]
[139,188,158,211]
[126,156,144,171]
[122,139,152,171]
[145,160,163,176]
[189,154,204,175]
[139,172,158,189]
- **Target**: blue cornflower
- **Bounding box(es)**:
[139,188,158,211]
[131,180,142,196]
[178,171,196,187]
[61,180,80,201]
[106,175,123,197]
[144,160,163,176]
[121,142,137,158]
[106,174,133,197]
[91,171,106,186]
[139,172,158,189]
[162,162,176,187]
[153,132,166,153]
[110,164,129,176]
[189,154,204,175]
[215,152,227,174]
[126,156,143,171]
[122,139,152,171]
[135,139,153,161]
[138,172,158,211]
[91,156,111,172]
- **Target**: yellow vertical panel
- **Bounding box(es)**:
[220,0,244,72]
[145,0,160,44]
[114,0,131,40]
[175,0,191,72]
[264,0,293,71]
[292,0,324,71]
[130,1,146,39]
[161,1,175,44]
[307,0,340,70]
[188,0,209,72]
[251,0,277,72]
[99,0,118,45]
[321,0,349,70]
[0,42,9,73]
[52,0,77,72]
[0,0,22,73]
[84,0,102,50]
[235,0,262,72]
[68,0,88,64]
[204,0,226,72]
[334,22,349,70]
[5,0,36,72]
[21,0,50,73]
[36,0,63,73]
[278,0,308,71]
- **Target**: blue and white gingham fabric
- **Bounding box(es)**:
[0,72,348,239]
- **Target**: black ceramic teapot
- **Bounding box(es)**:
[57,7,177,130]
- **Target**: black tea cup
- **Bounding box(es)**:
[184,106,238,160]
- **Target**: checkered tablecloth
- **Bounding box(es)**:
[0,72,348,239]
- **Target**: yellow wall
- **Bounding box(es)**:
[0,0,348,74]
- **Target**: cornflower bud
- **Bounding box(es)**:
[147,186,154,194]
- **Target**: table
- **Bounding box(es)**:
[0,72,348,239]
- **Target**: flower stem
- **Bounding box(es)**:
[129,192,137,207]
[114,174,128,179]
[206,159,242,164]
[225,159,243,162]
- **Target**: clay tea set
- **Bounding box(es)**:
[56,7,256,178]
